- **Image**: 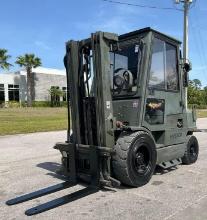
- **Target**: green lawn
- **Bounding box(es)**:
[0,108,68,135]
[197,110,207,118]
[0,108,206,136]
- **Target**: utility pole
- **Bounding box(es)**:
[175,0,192,108]
[183,1,189,62]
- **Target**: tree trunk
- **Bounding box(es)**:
[27,67,32,107]
[30,72,35,104]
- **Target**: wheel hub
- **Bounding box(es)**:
[133,145,150,175]
[190,144,197,157]
[136,153,145,165]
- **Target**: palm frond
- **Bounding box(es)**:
[16,53,42,69]
[0,48,12,70]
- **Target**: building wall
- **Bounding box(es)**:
[0,68,66,102]
[0,73,27,102]
[33,72,66,101]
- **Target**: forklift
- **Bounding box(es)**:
[6,27,199,215]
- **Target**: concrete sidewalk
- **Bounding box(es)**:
[0,119,207,220]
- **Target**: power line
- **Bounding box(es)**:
[102,0,183,11]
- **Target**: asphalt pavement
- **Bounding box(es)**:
[0,118,207,220]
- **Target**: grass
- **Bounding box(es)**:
[0,107,68,135]
[197,109,207,118]
[0,108,206,136]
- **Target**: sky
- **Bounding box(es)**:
[0,0,207,86]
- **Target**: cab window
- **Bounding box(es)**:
[149,38,179,91]
[166,43,178,90]
[149,38,165,89]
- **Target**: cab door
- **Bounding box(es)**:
[164,39,185,145]
[142,36,185,146]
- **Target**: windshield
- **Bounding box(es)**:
[84,40,142,98]
[110,42,142,97]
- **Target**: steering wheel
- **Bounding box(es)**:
[113,68,133,91]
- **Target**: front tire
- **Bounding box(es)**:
[112,131,157,187]
[182,135,199,165]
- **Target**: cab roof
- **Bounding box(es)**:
[119,27,181,45]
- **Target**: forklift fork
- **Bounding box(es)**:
[6,141,119,216]
[25,186,98,216]
[6,181,76,206]
[6,182,99,216]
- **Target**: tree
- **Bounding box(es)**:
[191,79,202,90]
[0,49,12,70]
[203,86,207,106]
[188,79,204,106]
[48,87,63,107]
[16,54,41,107]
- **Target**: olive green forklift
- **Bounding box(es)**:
[6,27,199,215]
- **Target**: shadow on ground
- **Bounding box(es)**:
[36,162,117,194]
[36,162,179,189]
[117,165,179,190]
[37,162,67,181]
[154,165,178,175]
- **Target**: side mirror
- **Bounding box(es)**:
[183,61,192,87]
[183,71,189,87]
[183,62,192,72]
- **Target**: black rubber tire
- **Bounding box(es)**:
[182,135,199,165]
[112,131,157,187]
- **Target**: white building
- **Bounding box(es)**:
[0,67,67,104]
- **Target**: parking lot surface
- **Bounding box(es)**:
[0,118,207,220]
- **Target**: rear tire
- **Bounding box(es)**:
[112,131,157,187]
[182,135,199,165]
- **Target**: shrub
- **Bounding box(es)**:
[0,101,68,108]
[32,101,51,107]
[7,101,21,108]
[32,101,67,107]
[188,104,207,109]
[61,101,68,107]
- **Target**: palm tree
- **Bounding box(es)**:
[48,87,63,107]
[16,54,42,107]
[0,49,12,70]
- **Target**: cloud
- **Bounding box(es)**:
[92,16,132,34]
[34,41,51,50]
[114,3,158,19]
[73,1,160,37]
[73,16,132,36]
[193,65,207,71]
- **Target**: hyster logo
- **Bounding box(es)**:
[170,133,182,139]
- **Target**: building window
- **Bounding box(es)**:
[8,84,19,101]
[62,87,67,101]
[0,84,5,103]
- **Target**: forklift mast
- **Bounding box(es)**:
[57,32,120,186]
[66,32,117,148]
